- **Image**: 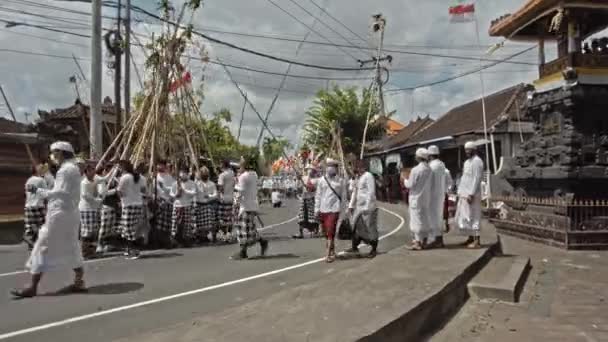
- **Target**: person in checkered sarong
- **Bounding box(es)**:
[293,166,320,239]
[97,166,121,253]
[154,160,176,247]
[194,167,218,242]
[170,167,197,247]
[23,163,48,250]
[79,164,102,254]
[216,160,236,242]
[231,156,268,260]
[117,160,145,259]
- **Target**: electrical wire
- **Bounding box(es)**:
[0,27,88,47]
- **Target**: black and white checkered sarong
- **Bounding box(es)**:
[24,206,45,237]
[298,197,318,227]
[80,209,100,240]
[217,201,234,232]
[120,205,144,242]
[155,200,173,232]
[171,205,195,239]
[237,211,260,247]
[195,201,217,235]
[99,206,119,240]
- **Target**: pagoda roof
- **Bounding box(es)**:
[489,0,608,41]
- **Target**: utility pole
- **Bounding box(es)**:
[114,0,122,128]
[359,14,390,159]
[91,0,103,159]
[124,0,131,123]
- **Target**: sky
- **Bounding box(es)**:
[0,0,546,148]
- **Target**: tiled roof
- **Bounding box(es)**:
[367,116,434,153]
[406,84,527,145]
[0,117,30,133]
[38,97,120,121]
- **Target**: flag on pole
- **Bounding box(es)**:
[449,1,475,22]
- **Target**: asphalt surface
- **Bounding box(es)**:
[0,199,407,342]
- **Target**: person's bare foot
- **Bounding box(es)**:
[461,237,474,246]
[467,240,481,249]
[409,241,423,251]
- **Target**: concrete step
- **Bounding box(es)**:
[468,255,530,303]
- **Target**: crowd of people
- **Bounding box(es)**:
[13,139,485,298]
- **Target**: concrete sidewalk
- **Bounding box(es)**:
[115,207,498,342]
[432,234,608,342]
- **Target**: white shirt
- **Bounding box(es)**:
[44,172,55,190]
[271,191,282,204]
[404,161,433,205]
[25,176,47,208]
[156,172,176,202]
[218,169,235,203]
[458,155,484,198]
[315,175,346,214]
[195,179,218,203]
[118,173,144,206]
[301,175,318,199]
[79,177,102,211]
[236,171,259,212]
[349,172,377,212]
[262,179,273,189]
[171,179,197,207]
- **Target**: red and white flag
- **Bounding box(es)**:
[449,1,475,23]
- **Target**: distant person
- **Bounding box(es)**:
[427,146,453,249]
[347,159,379,258]
[455,141,484,249]
[23,163,48,250]
[170,167,197,247]
[194,167,218,242]
[403,148,432,251]
[12,141,86,298]
[117,159,145,259]
[155,160,175,243]
[271,188,282,208]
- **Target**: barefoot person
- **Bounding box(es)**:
[455,141,484,249]
[347,159,379,258]
[23,163,47,250]
[12,141,86,298]
[315,158,347,262]
[427,146,453,249]
[404,148,433,251]
[294,166,319,238]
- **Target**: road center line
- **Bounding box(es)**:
[0,207,403,340]
[0,216,299,279]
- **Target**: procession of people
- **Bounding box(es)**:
[14,138,485,298]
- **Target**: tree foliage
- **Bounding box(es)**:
[301,86,385,157]
[262,136,292,163]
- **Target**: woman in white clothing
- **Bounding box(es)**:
[117,160,145,259]
[170,167,197,246]
[23,163,48,250]
[194,167,218,242]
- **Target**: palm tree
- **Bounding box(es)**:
[302,85,385,158]
[262,136,292,163]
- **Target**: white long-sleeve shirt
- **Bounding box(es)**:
[171,179,197,207]
[195,180,218,204]
[236,171,259,212]
[25,176,47,208]
[457,155,484,198]
[315,175,347,214]
[217,169,235,203]
[349,172,377,213]
[79,177,102,211]
[117,173,144,206]
[404,162,432,207]
[156,172,176,202]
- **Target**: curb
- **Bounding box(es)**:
[362,233,500,342]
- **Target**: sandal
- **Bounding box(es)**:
[67,280,87,293]
[409,241,423,251]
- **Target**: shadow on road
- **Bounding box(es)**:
[138,252,183,259]
[42,282,145,296]
[248,253,300,260]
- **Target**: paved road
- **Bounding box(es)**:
[0,199,407,342]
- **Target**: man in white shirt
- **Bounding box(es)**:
[23,163,47,250]
[79,163,103,256]
[271,188,282,208]
[404,148,433,251]
[232,155,268,260]
[455,141,485,249]
[155,160,175,242]
[347,159,379,258]
[315,158,347,263]
[170,167,197,247]
[217,160,236,241]
[427,146,453,249]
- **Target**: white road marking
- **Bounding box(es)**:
[0,216,299,279]
[0,207,403,340]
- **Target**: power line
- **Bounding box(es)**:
[307,0,369,44]
[385,45,537,92]
[263,0,360,62]
[0,27,88,47]
[0,18,90,38]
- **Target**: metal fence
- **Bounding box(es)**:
[489,196,608,249]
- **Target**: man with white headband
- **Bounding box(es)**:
[427,145,453,248]
[404,147,433,250]
[455,141,484,248]
[12,141,86,298]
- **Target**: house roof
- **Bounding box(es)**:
[38,97,120,121]
[489,0,608,41]
[0,117,30,134]
[367,116,434,153]
[406,84,528,146]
